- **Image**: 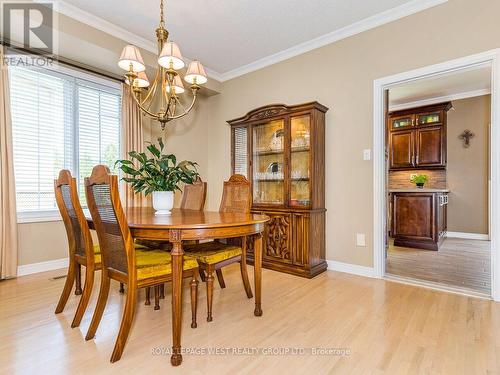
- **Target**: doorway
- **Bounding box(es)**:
[373,49,500,300]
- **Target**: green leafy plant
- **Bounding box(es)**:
[410,174,429,185]
[115,137,199,195]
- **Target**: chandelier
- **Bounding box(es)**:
[117,0,207,130]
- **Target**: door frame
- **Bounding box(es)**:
[373,49,500,300]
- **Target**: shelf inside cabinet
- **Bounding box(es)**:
[255,178,309,182]
[254,149,284,156]
[254,147,309,156]
[291,146,310,153]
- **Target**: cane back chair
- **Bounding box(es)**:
[84,165,199,363]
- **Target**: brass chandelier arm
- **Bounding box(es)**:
[139,68,160,107]
[167,90,198,120]
[129,86,159,119]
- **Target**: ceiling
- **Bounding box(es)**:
[389,65,492,109]
[60,0,446,79]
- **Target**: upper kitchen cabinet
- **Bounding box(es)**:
[388,102,451,170]
[389,130,414,169]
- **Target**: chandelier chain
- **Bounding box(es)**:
[160,0,165,27]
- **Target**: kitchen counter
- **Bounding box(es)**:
[390,190,448,250]
[389,188,450,193]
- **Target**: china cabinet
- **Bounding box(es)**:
[388,102,451,170]
[228,102,328,278]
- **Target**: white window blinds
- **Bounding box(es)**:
[9,65,121,217]
[77,83,121,202]
[233,127,248,177]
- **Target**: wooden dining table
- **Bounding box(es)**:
[86,207,269,366]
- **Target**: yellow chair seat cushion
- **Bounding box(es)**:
[184,242,242,264]
[92,243,153,265]
[135,250,198,280]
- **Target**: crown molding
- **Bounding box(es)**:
[220,0,448,81]
[54,0,447,83]
[55,1,224,82]
[389,88,491,111]
[56,1,156,53]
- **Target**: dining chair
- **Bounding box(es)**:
[180,177,207,211]
[54,170,145,326]
[84,165,199,363]
[54,169,102,328]
[141,177,207,309]
[184,174,253,322]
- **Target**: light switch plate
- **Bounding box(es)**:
[356,233,366,247]
[363,149,371,161]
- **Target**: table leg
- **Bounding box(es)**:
[254,233,263,317]
[170,230,184,366]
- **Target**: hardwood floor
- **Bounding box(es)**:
[386,237,491,295]
[2,263,500,374]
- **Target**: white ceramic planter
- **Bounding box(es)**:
[152,191,174,215]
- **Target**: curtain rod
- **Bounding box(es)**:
[1,39,124,84]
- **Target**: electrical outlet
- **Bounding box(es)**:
[356,233,366,247]
[363,149,371,161]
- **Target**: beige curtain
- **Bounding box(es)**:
[121,83,147,207]
[0,47,18,279]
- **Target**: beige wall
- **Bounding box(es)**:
[17,221,68,265]
[447,95,490,234]
[204,0,500,267]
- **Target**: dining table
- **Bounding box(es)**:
[86,206,269,366]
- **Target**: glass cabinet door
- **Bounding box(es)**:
[252,119,285,205]
[290,115,311,207]
[416,111,442,126]
[391,115,414,130]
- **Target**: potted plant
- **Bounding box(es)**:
[116,138,199,215]
[410,174,429,189]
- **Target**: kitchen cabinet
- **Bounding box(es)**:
[388,102,451,170]
[391,190,448,251]
[389,130,414,168]
[228,102,328,278]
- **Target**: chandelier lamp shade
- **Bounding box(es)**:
[118,0,208,129]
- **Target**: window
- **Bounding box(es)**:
[9,64,121,221]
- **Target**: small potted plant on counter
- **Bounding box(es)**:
[116,137,199,215]
[410,174,429,189]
